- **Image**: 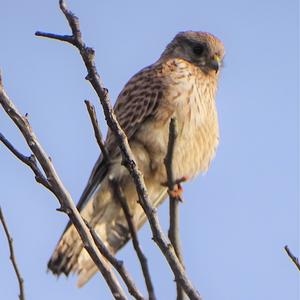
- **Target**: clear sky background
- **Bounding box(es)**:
[0,0,298,299]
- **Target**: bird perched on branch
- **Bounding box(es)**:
[48,31,225,286]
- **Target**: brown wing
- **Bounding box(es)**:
[105,65,166,154]
[75,65,167,211]
[52,64,167,248]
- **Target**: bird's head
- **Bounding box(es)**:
[161,31,225,74]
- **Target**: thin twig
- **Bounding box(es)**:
[0,132,51,190]
[164,118,182,201]
[35,2,202,298]
[284,245,300,271]
[110,179,156,300]
[84,100,109,162]
[0,207,25,300]
[35,32,74,44]
[164,118,186,300]
[85,221,145,300]
[85,100,150,300]
[0,74,127,300]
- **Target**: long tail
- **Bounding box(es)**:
[47,155,108,282]
[47,185,124,286]
[47,175,167,287]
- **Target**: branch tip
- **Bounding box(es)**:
[56,207,66,213]
[84,100,110,162]
[0,207,26,300]
[284,245,300,271]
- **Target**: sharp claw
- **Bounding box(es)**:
[170,178,188,201]
[168,188,183,201]
[162,175,188,201]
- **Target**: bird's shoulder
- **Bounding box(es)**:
[113,58,198,112]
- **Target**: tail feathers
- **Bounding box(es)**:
[76,249,102,287]
[48,183,168,287]
[48,156,108,278]
[47,223,127,287]
[48,243,100,288]
[47,227,83,276]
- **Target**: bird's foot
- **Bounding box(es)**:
[163,176,188,202]
[168,184,183,201]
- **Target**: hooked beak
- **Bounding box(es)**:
[210,54,221,73]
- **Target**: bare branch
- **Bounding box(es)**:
[35,0,82,46]
[164,118,186,300]
[35,1,202,298]
[0,207,25,300]
[35,32,74,44]
[85,221,145,300]
[110,179,156,300]
[0,132,51,190]
[85,100,148,300]
[85,101,150,300]
[84,100,110,162]
[164,118,181,199]
[284,245,300,271]
[84,99,144,299]
[0,74,127,300]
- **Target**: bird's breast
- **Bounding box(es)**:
[134,73,219,183]
[171,78,219,179]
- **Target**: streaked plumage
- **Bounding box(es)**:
[48,31,225,286]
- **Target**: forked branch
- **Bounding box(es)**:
[85,99,155,300]
[0,133,50,190]
[0,74,127,300]
[86,221,145,300]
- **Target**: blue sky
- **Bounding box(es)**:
[0,0,298,299]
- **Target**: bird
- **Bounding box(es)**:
[48,31,225,287]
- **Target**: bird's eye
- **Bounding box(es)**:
[192,44,205,56]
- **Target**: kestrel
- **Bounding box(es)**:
[48,31,225,286]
